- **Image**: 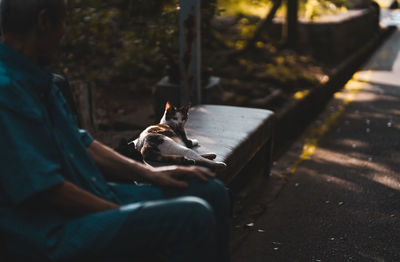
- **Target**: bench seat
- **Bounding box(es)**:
[186,105,275,191]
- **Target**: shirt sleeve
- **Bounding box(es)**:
[0,108,65,205]
[51,83,94,148]
[79,129,94,147]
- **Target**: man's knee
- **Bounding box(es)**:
[173,197,217,241]
[164,178,231,217]
[161,197,218,261]
[205,179,229,198]
[199,179,230,212]
[177,196,215,224]
[105,197,216,256]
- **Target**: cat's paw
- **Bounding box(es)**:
[201,153,217,160]
[214,162,227,171]
[190,139,199,147]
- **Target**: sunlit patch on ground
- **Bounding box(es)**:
[314,172,365,193]
[371,174,400,191]
[284,71,372,177]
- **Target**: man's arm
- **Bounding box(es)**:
[34,181,119,216]
[87,140,216,188]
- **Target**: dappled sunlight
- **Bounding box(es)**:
[355,70,400,87]
[218,0,271,18]
[348,208,398,227]
[302,0,347,21]
[218,0,351,20]
[290,163,363,194]
[359,252,387,262]
[371,173,400,191]
[334,70,400,104]
[335,87,382,103]
[314,147,369,167]
[312,146,400,192]
[332,78,364,103]
[375,0,394,8]
[352,70,373,82]
[293,90,310,100]
[317,173,365,193]
[285,76,365,177]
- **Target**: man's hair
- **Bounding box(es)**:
[0,0,66,34]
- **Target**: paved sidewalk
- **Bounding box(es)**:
[232,28,400,262]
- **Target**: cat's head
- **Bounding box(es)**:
[160,101,190,128]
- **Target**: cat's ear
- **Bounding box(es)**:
[182,103,191,114]
[165,101,174,111]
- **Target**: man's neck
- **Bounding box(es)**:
[2,33,39,65]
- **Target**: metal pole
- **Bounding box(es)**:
[179,0,202,106]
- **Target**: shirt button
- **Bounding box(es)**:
[91,177,97,182]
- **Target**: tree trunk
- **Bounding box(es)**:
[243,0,282,53]
[285,0,298,48]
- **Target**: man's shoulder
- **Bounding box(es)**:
[0,64,43,121]
[0,61,13,88]
[0,64,18,105]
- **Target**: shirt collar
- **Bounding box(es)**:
[0,42,53,94]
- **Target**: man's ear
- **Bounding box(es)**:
[36,9,52,33]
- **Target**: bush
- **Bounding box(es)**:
[59,0,180,91]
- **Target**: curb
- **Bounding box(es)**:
[273,26,396,159]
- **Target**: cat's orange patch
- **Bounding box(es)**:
[146,124,177,138]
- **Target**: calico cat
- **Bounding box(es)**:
[133,102,227,171]
[115,138,144,163]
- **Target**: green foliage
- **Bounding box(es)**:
[60,0,180,92]
[57,0,326,100]
[217,0,272,17]
[373,0,392,8]
[64,6,118,57]
[303,0,347,20]
[217,0,348,20]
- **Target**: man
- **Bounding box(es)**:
[0,0,230,261]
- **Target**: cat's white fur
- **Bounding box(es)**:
[156,136,226,170]
[134,103,226,170]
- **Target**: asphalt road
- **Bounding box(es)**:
[232,25,400,262]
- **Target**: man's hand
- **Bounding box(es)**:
[147,166,216,188]
[87,140,217,188]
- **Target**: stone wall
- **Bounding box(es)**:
[271,7,380,65]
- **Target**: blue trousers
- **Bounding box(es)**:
[51,178,230,262]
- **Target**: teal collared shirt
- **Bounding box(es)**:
[0,43,122,258]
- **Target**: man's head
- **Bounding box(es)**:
[0,0,67,66]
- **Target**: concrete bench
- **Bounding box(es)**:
[139,103,275,194]
[186,104,275,194]
[55,73,275,190]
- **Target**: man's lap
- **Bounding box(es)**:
[49,178,227,261]
[108,178,228,206]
